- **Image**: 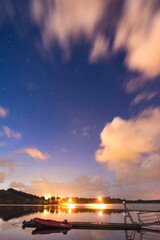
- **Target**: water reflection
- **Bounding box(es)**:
[0,205,122,221]
[1,205,160,240]
[32,228,69,235]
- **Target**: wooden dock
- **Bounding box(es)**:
[22,219,141,231]
[72,222,140,230]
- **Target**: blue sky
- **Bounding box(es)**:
[0,0,160,199]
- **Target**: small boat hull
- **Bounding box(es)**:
[33,218,72,229]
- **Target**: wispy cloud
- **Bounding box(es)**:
[0,159,15,172]
[124,76,148,93]
[95,107,160,183]
[89,35,108,63]
[82,126,90,137]
[9,181,25,188]
[0,106,9,118]
[13,148,50,161]
[131,91,159,105]
[3,126,22,139]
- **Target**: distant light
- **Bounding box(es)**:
[98,197,102,202]
[123,201,125,204]
[69,198,72,203]
[44,193,51,200]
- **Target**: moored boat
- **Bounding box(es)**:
[33,218,72,229]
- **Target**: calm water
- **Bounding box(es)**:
[0,204,160,240]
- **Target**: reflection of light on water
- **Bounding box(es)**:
[69,208,72,214]
[58,206,61,216]
[67,204,75,209]
[42,209,50,217]
[95,204,107,210]
[99,210,102,217]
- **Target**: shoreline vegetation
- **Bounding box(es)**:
[0,188,160,205]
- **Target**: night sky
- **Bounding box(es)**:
[0,0,160,199]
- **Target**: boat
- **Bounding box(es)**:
[33,218,72,229]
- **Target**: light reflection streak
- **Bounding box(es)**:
[99,210,102,217]
[42,209,50,217]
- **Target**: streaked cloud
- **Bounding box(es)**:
[114,0,160,79]
[3,126,22,139]
[95,107,160,183]
[21,175,109,197]
[89,35,108,63]
[14,148,50,161]
[0,106,9,118]
[132,91,159,105]
[30,0,107,51]
[124,76,148,93]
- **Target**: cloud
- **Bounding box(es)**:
[0,172,5,183]
[89,35,108,62]
[114,0,160,78]
[131,91,159,105]
[30,0,107,51]
[95,107,160,183]
[3,0,160,91]
[9,181,25,188]
[3,126,22,139]
[23,175,109,197]
[0,106,9,118]
[14,148,50,161]
[124,76,149,93]
[82,126,90,137]
[0,159,15,183]
[0,159,15,172]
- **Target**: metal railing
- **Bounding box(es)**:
[137,211,160,226]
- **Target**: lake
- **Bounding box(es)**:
[0,203,160,240]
